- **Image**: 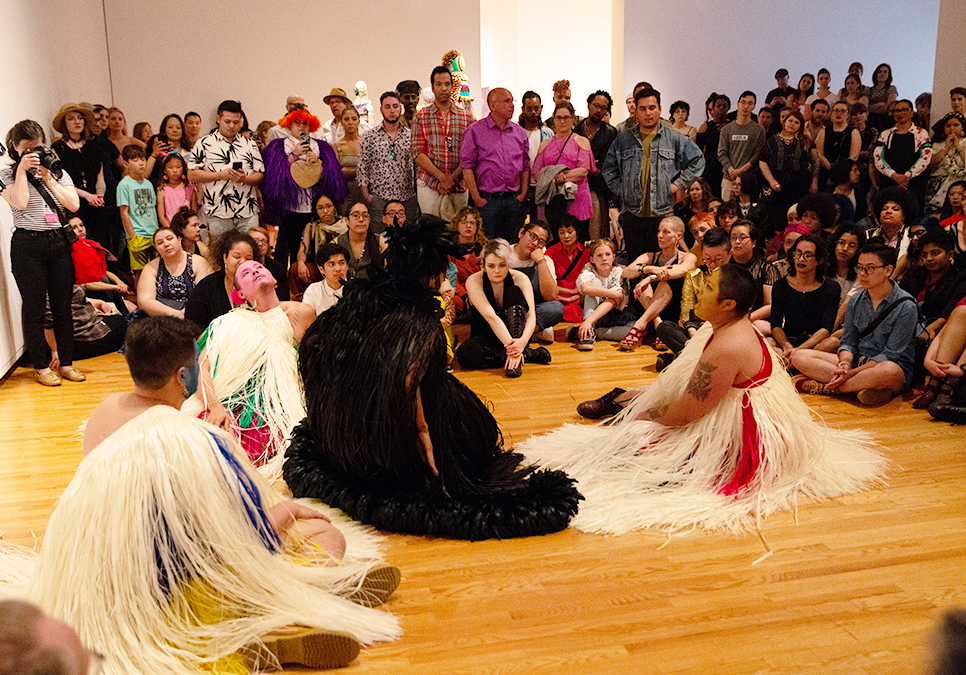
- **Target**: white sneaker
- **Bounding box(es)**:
[534,327,554,344]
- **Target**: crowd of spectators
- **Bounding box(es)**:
[4,61,966,416]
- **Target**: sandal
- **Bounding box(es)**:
[619,326,645,351]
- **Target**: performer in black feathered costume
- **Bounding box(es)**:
[283,215,581,540]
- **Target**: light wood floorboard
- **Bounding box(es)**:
[1,337,964,674]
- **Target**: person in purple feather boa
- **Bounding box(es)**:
[262,108,348,270]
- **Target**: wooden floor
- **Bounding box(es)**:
[1,336,965,675]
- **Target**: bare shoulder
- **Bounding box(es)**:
[704,321,765,380]
[574,135,592,150]
[83,394,132,456]
[281,301,317,341]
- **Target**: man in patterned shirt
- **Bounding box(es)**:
[413,65,475,221]
[187,100,264,236]
[358,91,418,230]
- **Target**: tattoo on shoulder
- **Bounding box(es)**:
[685,361,718,402]
[646,404,668,421]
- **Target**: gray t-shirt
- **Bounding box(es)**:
[717,121,765,173]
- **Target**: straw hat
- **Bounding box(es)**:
[322,88,352,106]
[53,102,95,135]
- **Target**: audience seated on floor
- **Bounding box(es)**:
[618,216,697,350]
[545,214,590,323]
[302,243,349,316]
[574,238,632,349]
[507,221,564,344]
[791,242,917,406]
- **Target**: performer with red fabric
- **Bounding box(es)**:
[519,264,887,536]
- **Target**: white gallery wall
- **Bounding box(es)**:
[931,0,966,121]
[481,0,619,120]
[0,0,112,375]
[622,0,942,125]
[104,0,482,132]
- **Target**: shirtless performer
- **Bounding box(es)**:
[77,316,400,671]
[181,260,316,464]
[519,264,886,536]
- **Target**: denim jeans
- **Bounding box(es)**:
[479,191,525,241]
[517,264,564,330]
[11,229,76,369]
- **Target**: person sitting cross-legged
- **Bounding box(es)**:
[791,242,917,406]
[618,215,697,350]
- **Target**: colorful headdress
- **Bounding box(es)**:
[278,108,321,133]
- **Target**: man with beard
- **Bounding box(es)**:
[575,90,620,240]
[519,90,553,223]
[804,98,830,145]
[359,91,418,226]
[413,66,475,220]
[395,80,421,128]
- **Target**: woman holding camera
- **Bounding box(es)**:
[2,120,83,386]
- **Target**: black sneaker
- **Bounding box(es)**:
[524,345,552,364]
[577,328,596,351]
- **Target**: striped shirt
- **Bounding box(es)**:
[0,163,75,231]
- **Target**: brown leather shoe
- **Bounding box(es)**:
[253,627,361,671]
[577,388,627,419]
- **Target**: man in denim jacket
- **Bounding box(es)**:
[602,88,704,261]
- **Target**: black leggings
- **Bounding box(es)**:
[277,211,314,270]
[457,305,527,370]
[11,229,75,370]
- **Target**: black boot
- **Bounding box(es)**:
[503,305,527,378]
[913,375,945,410]
[928,402,966,424]
[933,375,962,408]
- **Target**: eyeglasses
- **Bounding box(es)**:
[893,107,913,114]
[385,210,405,217]
[793,251,815,260]
[836,240,859,250]
[730,235,751,243]
[349,212,370,221]
[316,203,336,211]
[855,264,886,274]
[389,142,396,161]
[524,230,547,247]
[554,115,573,121]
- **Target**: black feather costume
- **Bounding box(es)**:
[283,216,582,540]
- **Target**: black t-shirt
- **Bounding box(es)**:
[883,131,917,174]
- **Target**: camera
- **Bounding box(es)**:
[24,146,63,179]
